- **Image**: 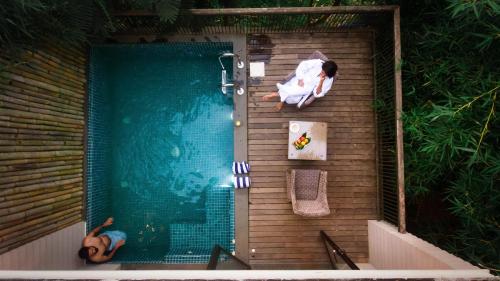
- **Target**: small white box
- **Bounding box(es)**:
[249,62,265,77]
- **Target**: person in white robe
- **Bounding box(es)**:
[262,59,338,111]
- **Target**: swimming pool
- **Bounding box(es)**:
[86,43,235,263]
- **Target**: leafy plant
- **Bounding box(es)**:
[0,0,111,58]
[115,0,182,23]
[391,0,500,273]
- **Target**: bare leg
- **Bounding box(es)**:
[262,92,279,101]
[274,102,284,111]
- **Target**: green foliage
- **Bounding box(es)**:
[447,0,500,50]
[116,0,181,23]
[446,168,500,269]
[0,0,109,53]
[155,0,181,22]
[0,0,110,73]
[209,0,331,7]
[395,0,500,272]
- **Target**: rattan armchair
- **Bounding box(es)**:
[286,169,330,217]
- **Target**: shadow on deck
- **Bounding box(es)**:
[246,30,378,269]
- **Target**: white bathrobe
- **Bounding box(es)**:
[277,59,334,104]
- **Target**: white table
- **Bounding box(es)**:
[288,121,328,161]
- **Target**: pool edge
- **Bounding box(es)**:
[86,35,249,265]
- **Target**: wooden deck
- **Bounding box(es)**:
[246,30,378,269]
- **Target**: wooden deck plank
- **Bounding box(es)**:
[247,30,377,269]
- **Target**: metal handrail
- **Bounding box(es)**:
[320,230,359,270]
[207,245,251,270]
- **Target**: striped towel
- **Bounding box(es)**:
[233,176,251,189]
[232,161,250,174]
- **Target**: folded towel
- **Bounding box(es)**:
[233,176,251,189]
[232,161,250,174]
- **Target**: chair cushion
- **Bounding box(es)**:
[294,169,320,200]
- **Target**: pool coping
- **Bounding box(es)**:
[229,35,249,265]
[91,34,249,267]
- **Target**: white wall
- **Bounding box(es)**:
[0,269,493,280]
[368,220,479,270]
[0,222,85,270]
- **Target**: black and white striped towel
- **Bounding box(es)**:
[233,176,251,189]
[232,161,250,174]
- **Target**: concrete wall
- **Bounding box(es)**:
[368,220,479,270]
[0,269,494,279]
[0,222,85,270]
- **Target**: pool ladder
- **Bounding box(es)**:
[219,53,245,96]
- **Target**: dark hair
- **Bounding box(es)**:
[78,247,107,264]
[78,247,90,260]
[322,60,338,78]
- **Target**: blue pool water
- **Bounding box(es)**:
[87,43,234,263]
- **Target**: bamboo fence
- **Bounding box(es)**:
[0,45,86,255]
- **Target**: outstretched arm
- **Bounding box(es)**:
[88,217,113,237]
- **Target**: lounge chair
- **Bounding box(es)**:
[286,169,330,217]
[281,51,330,109]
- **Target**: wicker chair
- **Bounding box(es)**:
[281,50,330,109]
[286,169,330,217]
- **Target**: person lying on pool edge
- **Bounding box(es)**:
[78,217,126,263]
